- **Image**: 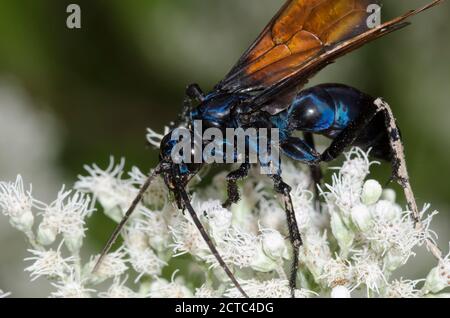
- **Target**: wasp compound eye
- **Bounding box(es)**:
[159,132,179,161]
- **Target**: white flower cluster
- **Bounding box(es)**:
[0,148,449,298]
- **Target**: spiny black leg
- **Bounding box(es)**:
[185,83,205,101]
[181,83,205,124]
[304,132,323,211]
[320,106,379,162]
[272,175,302,298]
[223,163,250,208]
[176,183,249,298]
[316,98,442,261]
[374,98,442,260]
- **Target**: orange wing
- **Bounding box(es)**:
[218,0,377,92]
[251,0,443,109]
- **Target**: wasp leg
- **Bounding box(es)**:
[272,174,302,298]
[181,83,205,124]
[320,106,379,163]
[186,83,205,101]
[374,98,442,260]
[223,163,251,208]
[280,136,321,164]
[303,133,323,211]
[316,99,442,261]
[176,182,249,298]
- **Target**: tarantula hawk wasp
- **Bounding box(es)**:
[94,0,444,298]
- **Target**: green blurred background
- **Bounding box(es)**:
[0,0,449,297]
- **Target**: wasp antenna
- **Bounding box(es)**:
[404,0,444,18]
[176,183,249,298]
[93,163,162,273]
[422,0,445,12]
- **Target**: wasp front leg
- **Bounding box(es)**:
[181,83,205,124]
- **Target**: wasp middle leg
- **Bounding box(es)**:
[303,132,323,211]
[223,163,251,208]
[271,174,302,298]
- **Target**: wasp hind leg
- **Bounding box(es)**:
[319,102,379,163]
[374,99,441,259]
[319,101,403,182]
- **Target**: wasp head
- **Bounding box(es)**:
[159,130,203,204]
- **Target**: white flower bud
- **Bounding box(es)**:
[85,251,128,285]
[423,263,450,294]
[37,222,58,245]
[262,230,289,260]
[103,206,124,223]
[51,275,94,298]
[25,244,75,281]
[250,242,278,272]
[126,228,149,251]
[301,231,332,279]
[373,200,401,221]
[1,176,35,233]
[384,249,405,272]
[231,198,255,232]
[126,235,166,280]
[381,189,396,203]
[10,210,34,233]
[137,281,153,297]
[331,285,351,298]
[350,204,372,232]
[148,234,166,252]
[361,179,382,205]
[330,212,354,256]
[203,201,232,242]
[64,233,83,253]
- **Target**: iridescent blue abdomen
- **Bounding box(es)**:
[273,84,374,140]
